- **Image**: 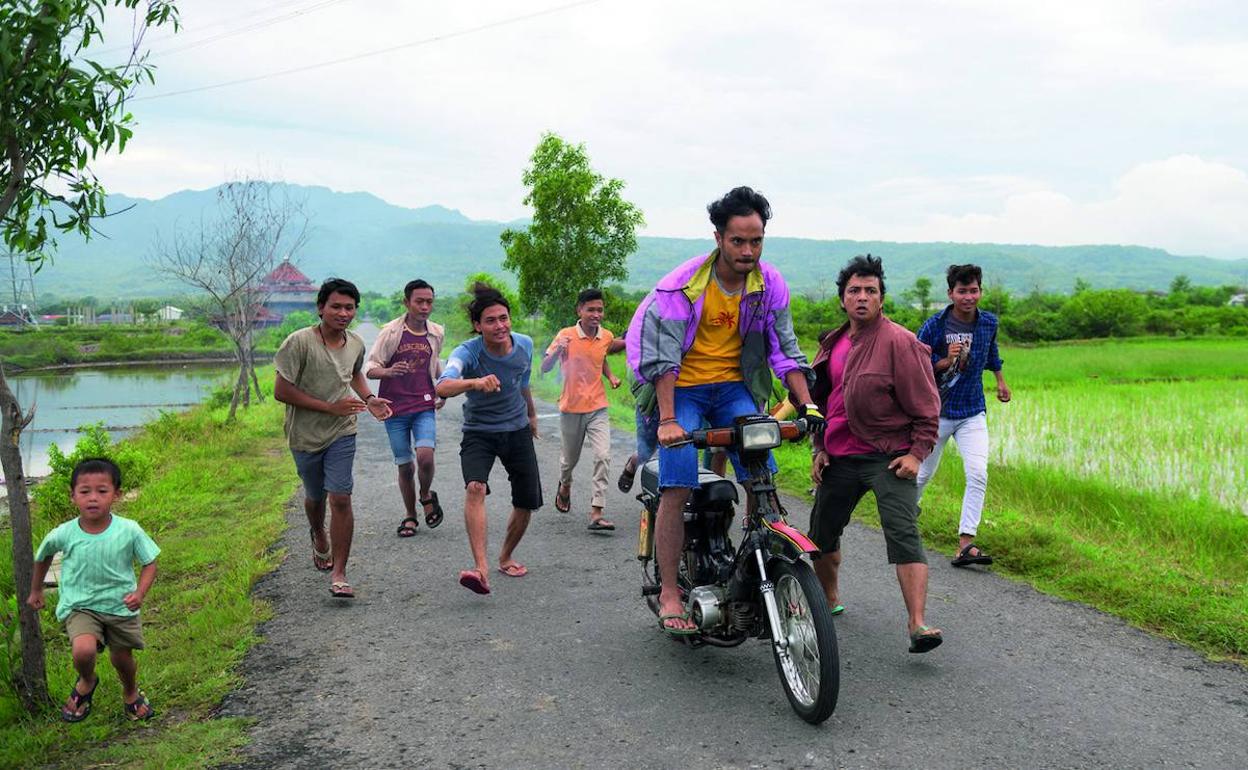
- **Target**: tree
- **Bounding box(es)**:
[152,178,309,421]
[0,0,178,714]
[904,276,934,315]
[1169,274,1192,295]
[500,133,644,327]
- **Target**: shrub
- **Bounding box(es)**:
[31,423,154,526]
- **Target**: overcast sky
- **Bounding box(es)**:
[91,0,1248,259]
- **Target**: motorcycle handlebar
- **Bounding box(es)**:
[666,418,810,449]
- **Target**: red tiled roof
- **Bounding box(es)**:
[262,261,316,292]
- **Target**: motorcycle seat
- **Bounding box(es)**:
[639,458,739,505]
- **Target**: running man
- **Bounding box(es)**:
[435,283,541,595]
[366,279,447,537]
[541,288,625,531]
[915,264,1012,567]
[626,186,821,635]
[274,278,392,599]
[807,255,944,653]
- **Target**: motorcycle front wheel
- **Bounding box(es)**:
[768,559,839,724]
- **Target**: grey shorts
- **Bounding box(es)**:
[65,609,145,651]
[809,452,927,565]
[291,433,357,500]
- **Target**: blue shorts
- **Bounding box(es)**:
[291,433,357,499]
[657,381,777,490]
[384,409,437,464]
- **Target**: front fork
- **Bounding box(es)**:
[754,547,788,652]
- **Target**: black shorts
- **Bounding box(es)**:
[459,428,544,511]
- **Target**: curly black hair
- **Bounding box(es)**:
[707,186,772,233]
[836,254,886,300]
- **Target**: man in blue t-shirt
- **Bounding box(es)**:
[916,264,1012,567]
[436,284,541,595]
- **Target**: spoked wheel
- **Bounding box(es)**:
[767,560,839,724]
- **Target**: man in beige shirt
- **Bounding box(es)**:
[275,278,392,599]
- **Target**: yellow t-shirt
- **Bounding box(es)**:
[678,276,743,385]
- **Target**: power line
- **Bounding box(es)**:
[94,0,347,57]
[133,0,610,102]
[146,0,354,59]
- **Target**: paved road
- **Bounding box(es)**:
[219,394,1248,769]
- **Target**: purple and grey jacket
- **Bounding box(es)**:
[625,250,813,406]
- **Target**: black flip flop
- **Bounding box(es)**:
[587,519,616,532]
[62,676,98,722]
[952,543,993,567]
[909,625,943,654]
[617,459,638,493]
[421,491,444,529]
[124,691,155,721]
[396,516,419,538]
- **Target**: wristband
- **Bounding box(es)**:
[364,393,376,403]
[659,418,679,426]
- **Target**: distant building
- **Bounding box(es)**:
[157,305,184,322]
[261,259,317,321]
[1230,293,1247,307]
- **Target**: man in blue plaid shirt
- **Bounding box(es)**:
[915,264,1012,567]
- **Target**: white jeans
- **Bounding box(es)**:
[916,411,990,537]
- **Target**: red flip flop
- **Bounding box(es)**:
[458,569,491,594]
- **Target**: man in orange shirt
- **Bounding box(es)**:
[541,289,626,531]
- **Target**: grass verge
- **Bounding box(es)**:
[0,367,295,769]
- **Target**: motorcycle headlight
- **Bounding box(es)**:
[739,421,781,451]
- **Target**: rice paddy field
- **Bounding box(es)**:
[538,335,1248,660]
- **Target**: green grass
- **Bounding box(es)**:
[0,367,296,768]
[0,323,238,371]
[988,336,1248,385]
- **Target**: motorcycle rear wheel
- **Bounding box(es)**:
[768,560,839,724]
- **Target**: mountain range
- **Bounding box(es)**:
[16,184,1248,302]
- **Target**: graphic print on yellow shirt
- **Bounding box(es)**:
[678,275,743,385]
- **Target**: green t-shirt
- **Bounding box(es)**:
[34,514,160,621]
[274,326,366,453]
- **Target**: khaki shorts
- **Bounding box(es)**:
[65,609,145,651]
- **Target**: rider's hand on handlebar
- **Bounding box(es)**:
[657,419,687,447]
[800,403,826,440]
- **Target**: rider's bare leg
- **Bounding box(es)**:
[813,550,842,607]
[896,562,936,634]
[656,487,693,629]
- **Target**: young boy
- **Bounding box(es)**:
[28,457,160,722]
[541,288,625,531]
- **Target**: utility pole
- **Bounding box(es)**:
[5,252,38,326]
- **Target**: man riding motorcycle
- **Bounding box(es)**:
[625,186,824,635]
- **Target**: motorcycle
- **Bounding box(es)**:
[636,414,839,724]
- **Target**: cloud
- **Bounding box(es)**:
[862,156,1248,259]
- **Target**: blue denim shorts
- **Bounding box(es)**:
[384,409,437,464]
[657,381,777,489]
[291,433,357,499]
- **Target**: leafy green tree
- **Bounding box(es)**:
[0,0,178,713]
[1060,289,1147,338]
[1169,274,1192,295]
[904,276,934,315]
[500,133,644,327]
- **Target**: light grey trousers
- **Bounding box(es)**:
[559,407,611,509]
